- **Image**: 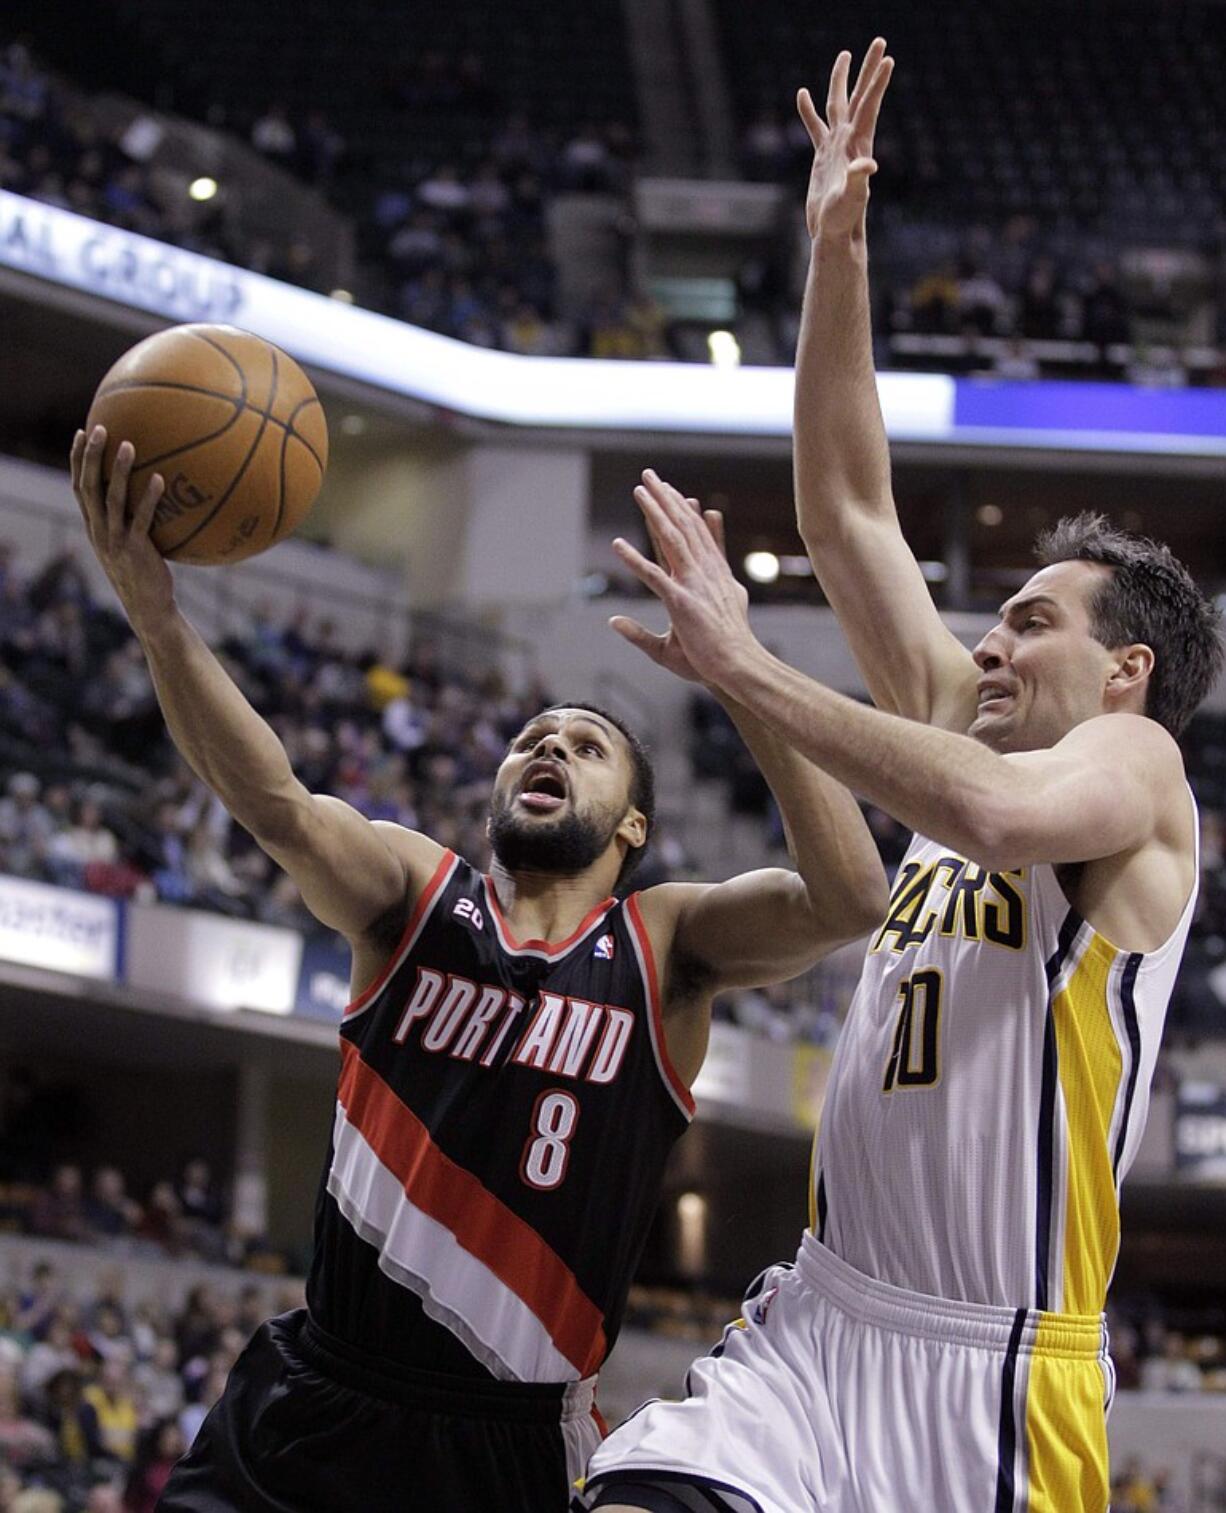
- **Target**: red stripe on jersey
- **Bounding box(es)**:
[483,878,615,958]
[344,850,456,1019]
[625,893,696,1116]
[337,1038,608,1376]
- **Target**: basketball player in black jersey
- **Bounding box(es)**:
[69,427,888,1512]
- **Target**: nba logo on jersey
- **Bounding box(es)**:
[593,933,615,960]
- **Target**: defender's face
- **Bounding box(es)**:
[969,560,1119,752]
[492,709,636,833]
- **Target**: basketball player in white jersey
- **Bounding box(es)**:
[580,41,1222,1513]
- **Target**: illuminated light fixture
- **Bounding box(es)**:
[976,504,1004,527]
[330,288,355,304]
[188,176,218,202]
[676,1190,708,1275]
[744,550,780,584]
[677,1191,706,1222]
[919,560,948,582]
[707,329,741,369]
[339,413,367,436]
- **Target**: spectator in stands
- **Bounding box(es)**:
[0,1365,55,1470]
[1080,260,1131,347]
[19,1316,78,1410]
[1139,1330,1203,1392]
[174,1158,223,1238]
[184,815,247,909]
[415,162,471,218]
[145,802,192,904]
[30,1167,88,1247]
[12,1262,62,1342]
[88,1306,133,1366]
[81,1356,138,1465]
[132,1339,183,1424]
[46,798,120,886]
[993,337,1041,381]
[296,110,343,184]
[909,260,960,333]
[387,209,444,272]
[124,1418,185,1513]
[134,1182,186,1258]
[178,1364,226,1450]
[560,123,617,192]
[249,104,296,164]
[43,1365,102,1478]
[1019,256,1064,339]
[0,773,54,878]
[469,161,510,221]
[956,259,1007,336]
[500,301,555,356]
[1113,1458,1160,1513]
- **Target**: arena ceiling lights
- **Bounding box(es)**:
[3,191,1224,456]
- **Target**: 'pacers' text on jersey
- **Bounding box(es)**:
[308,852,693,1383]
[813,810,1197,1315]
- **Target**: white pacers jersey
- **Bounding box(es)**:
[814,802,1197,1316]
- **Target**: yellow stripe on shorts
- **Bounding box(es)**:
[1022,1315,1110,1513]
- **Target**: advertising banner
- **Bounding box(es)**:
[1173,1081,1226,1178]
[6,191,1226,452]
[125,902,302,1014]
[293,934,352,1023]
[0,874,120,980]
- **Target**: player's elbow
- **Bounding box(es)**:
[799,864,887,949]
[851,866,891,936]
[839,870,890,942]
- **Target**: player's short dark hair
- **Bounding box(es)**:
[1035,512,1222,736]
[542,701,655,889]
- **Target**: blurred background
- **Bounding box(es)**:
[0,2,1224,1508]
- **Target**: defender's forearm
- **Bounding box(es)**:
[136,611,305,843]
[719,648,1007,865]
[794,236,893,540]
[718,693,887,931]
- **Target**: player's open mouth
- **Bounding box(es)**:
[977,681,1014,709]
[518,763,568,812]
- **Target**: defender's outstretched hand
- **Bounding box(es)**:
[611,485,729,685]
[612,471,759,690]
[798,38,894,242]
[70,424,172,634]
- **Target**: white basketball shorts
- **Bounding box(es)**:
[580,1231,1113,1513]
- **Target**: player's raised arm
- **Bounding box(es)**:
[70,425,442,944]
[612,478,887,1082]
[794,42,977,732]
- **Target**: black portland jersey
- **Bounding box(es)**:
[307,850,694,1383]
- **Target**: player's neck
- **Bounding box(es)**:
[488,861,615,944]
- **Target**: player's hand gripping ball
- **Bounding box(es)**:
[85,323,329,565]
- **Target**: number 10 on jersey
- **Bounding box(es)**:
[882,969,943,1092]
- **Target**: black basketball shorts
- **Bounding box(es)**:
[159,1309,603,1512]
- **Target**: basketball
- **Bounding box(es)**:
[85,323,328,565]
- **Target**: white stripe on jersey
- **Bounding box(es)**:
[326,1101,579,1382]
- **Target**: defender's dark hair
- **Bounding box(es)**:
[1035,512,1223,736]
[541,701,655,890]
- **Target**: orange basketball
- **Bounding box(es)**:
[85,324,328,566]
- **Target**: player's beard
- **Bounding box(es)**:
[488,791,621,876]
